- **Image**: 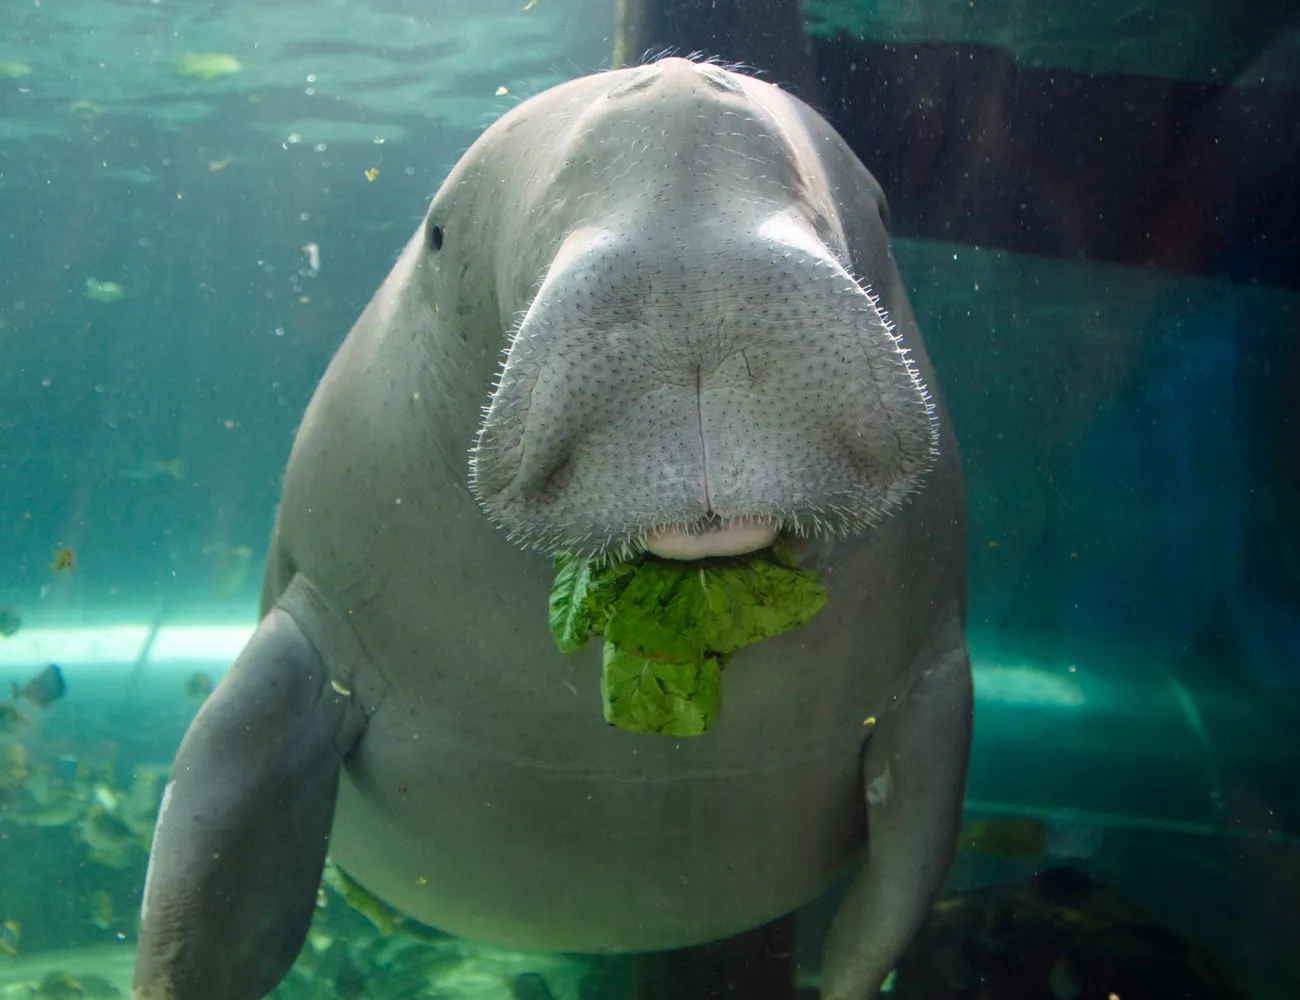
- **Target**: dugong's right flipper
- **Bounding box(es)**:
[133,604,366,1000]
[819,609,973,1000]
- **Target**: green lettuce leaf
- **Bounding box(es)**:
[548,552,638,653]
[696,557,827,654]
[600,644,722,736]
[603,563,711,661]
[548,543,828,736]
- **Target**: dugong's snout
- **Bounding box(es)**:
[470,218,938,558]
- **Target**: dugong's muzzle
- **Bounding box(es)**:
[470,214,937,558]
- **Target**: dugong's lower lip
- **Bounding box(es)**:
[643,516,779,560]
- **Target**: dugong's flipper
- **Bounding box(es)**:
[133,604,365,1000]
[820,610,973,1000]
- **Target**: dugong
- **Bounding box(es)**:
[133,56,972,1000]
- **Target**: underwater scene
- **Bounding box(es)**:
[1,0,1298,998]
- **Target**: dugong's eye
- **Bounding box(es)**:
[426,223,444,252]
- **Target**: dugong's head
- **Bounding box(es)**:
[418,57,937,560]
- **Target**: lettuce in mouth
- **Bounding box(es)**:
[548,541,828,736]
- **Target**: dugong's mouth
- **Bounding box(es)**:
[643,514,779,560]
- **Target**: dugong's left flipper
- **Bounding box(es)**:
[133,601,366,1000]
[819,610,973,1000]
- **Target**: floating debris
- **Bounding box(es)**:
[495,85,508,96]
[84,278,124,303]
[12,664,66,709]
[51,547,75,572]
[175,52,242,81]
[0,607,19,638]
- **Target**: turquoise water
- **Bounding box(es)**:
[1,1,1298,998]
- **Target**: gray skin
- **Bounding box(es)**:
[132,57,972,1000]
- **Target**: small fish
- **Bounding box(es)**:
[301,242,321,273]
[52,547,75,572]
[0,701,32,738]
[34,973,122,1000]
[93,782,121,812]
[81,975,126,1000]
[957,816,1047,859]
[13,664,66,709]
[0,60,31,78]
[335,953,367,1000]
[0,606,19,638]
[363,167,379,182]
[175,53,242,81]
[184,671,213,705]
[118,457,186,482]
[209,543,252,598]
[12,792,84,828]
[89,889,115,931]
[85,278,124,303]
[68,100,105,121]
[0,743,28,787]
[29,970,122,1000]
[958,813,1102,862]
[208,156,232,172]
[121,771,161,831]
[0,918,20,957]
[80,806,147,868]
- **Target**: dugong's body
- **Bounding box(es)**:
[134,57,972,1000]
